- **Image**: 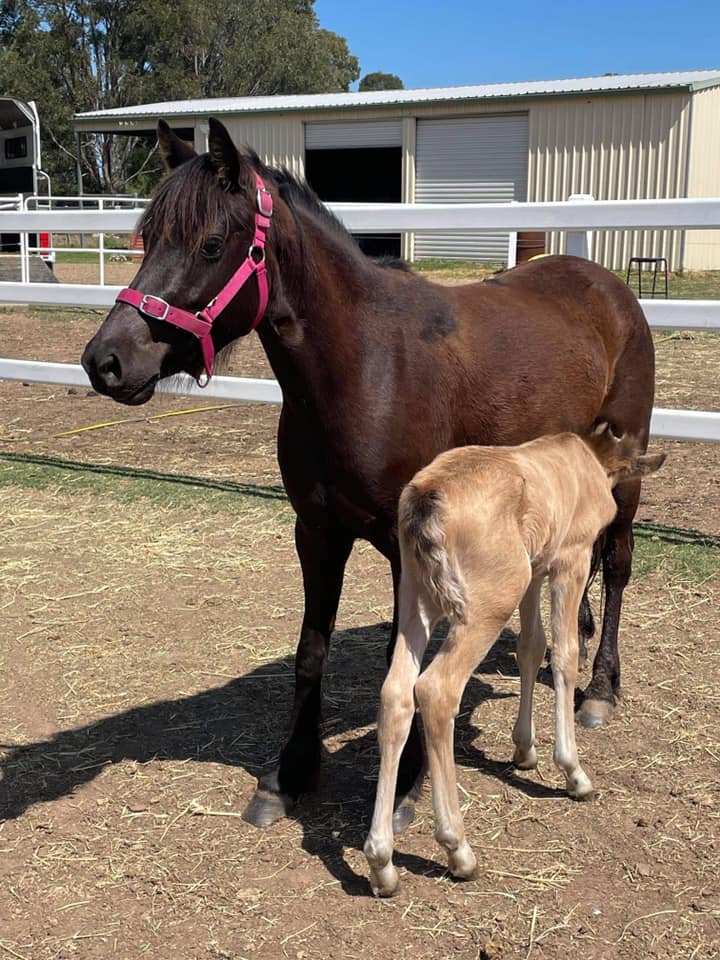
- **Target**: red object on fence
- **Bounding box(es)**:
[38,231,54,266]
[130,233,145,261]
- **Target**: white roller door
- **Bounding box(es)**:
[305,120,403,149]
[415,114,529,261]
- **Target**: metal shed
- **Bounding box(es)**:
[74,69,720,270]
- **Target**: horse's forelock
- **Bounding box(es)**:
[139,153,256,253]
[139,144,359,265]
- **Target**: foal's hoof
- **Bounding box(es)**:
[242,787,295,828]
[448,842,478,881]
[392,800,416,835]
[512,744,538,770]
[369,862,400,898]
[392,770,425,834]
[576,697,615,729]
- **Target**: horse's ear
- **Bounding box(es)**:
[157,120,196,170]
[208,117,241,191]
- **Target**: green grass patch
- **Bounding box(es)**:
[617,269,720,301]
[0,452,293,522]
[0,303,105,321]
[54,250,106,264]
[411,259,720,301]
[630,523,719,582]
[413,258,505,273]
[2,452,717,585]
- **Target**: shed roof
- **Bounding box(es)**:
[74,69,720,127]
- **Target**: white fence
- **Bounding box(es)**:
[0,197,719,442]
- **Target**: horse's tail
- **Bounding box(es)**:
[398,484,468,624]
[579,533,605,646]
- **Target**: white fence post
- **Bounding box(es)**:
[566,194,595,259]
[98,197,106,286]
[506,201,518,268]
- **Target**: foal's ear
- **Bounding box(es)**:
[628,451,667,478]
[157,120,196,170]
[208,117,241,191]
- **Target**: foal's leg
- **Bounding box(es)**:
[365,577,434,897]
[415,605,518,880]
[243,517,354,827]
[512,576,547,770]
[577,480,640,728]
[388,557,427,834]
[550,555,593,799]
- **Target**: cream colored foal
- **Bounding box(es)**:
[365,426,664,897]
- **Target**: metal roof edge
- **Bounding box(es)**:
[73,70,720,125]
[689,77,720,92]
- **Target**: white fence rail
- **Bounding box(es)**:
[1,197,719,443]
[1,196,720,233]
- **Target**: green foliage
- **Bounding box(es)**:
[359,71,403,91]
[0,0,359,194]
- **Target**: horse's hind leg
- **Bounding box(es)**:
[365,576,433,897]
[577,480,640,729]
[512,575,546,770]
[415,608,512,881]
[243,517,354,827]
[550,553,594,797]
[389,557,427,834]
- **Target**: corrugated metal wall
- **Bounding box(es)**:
[208,116,306,176]
[685,86,720,270]
[414,114,528,260]
[305,120,402,148]
[528,92,691,269]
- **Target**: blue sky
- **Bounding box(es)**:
[314,0,720,89]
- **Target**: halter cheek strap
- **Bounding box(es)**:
[115,172,273,386]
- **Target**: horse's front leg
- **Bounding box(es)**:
[576,480,639,728]
[243,516,354,827]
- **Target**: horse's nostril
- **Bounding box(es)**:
[97,353,121,384]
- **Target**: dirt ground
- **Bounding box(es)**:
[0,289,719,959]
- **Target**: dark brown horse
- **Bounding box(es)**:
[81,118,655,830]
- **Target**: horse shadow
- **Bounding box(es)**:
[0,621,561,895]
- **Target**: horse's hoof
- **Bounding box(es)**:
[448,842,477,880]
[576,697,614,728]
[512,744,538,770]
[392,768,425,834]
[242,787,294,828]
[567,770,594,801]
[392,800,416,835]
[369,863,400,898]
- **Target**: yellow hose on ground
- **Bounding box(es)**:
[48,404,235,439]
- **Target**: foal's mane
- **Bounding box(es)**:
[139,147,373,269]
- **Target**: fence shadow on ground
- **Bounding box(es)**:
[0,621,564,894]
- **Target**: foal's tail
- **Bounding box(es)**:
[398,484,468,624]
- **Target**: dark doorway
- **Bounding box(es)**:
[305,146,401,259]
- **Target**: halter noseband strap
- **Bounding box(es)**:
[116,172,273,386]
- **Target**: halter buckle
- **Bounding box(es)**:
[257,188,273,217]
[139,294,170,322]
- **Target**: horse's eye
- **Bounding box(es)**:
[201,235,224,260]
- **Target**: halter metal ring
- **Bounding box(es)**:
[248,244,266,263]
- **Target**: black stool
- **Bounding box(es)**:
[625,257,668,298]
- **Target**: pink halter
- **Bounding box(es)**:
[116,173,273,385]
